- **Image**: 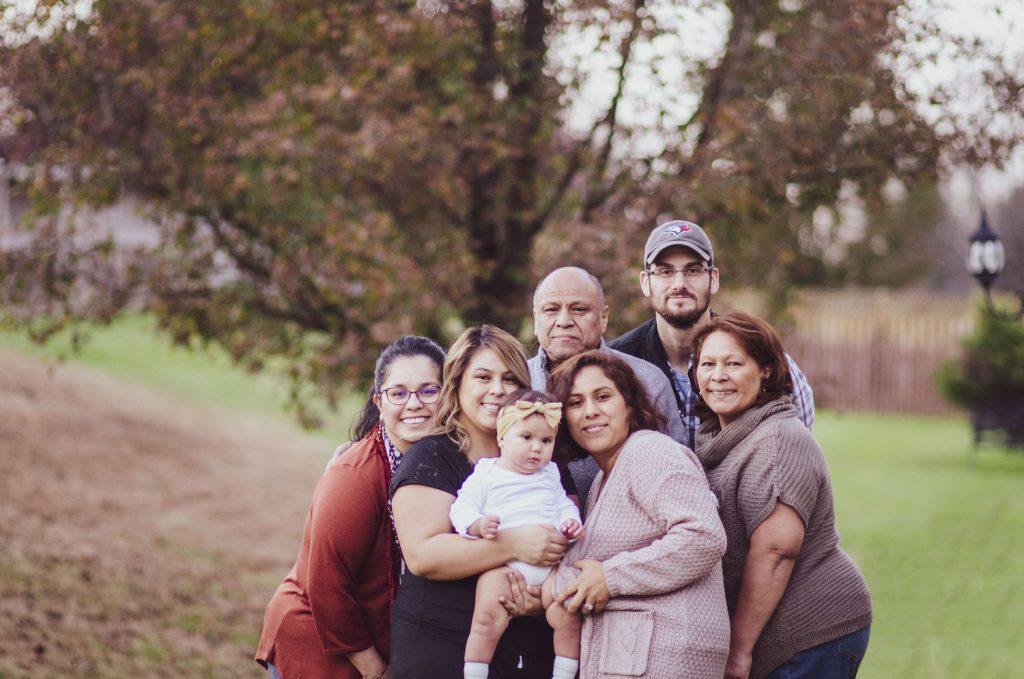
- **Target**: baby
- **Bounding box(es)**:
[449,389,584,679]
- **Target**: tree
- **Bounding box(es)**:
[2,0,1022,407]
[937,305,1024,448]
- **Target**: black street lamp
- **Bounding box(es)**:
[966,209,1005,309]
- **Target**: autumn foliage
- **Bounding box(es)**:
[2,0,1021,408]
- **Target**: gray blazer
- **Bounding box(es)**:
[528,340,689,509]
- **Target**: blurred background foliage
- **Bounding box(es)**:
[1,0,1022,412]
[938,305,1024,411]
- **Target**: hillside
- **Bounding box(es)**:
[0,348,328,677]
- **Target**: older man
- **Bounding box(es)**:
[609,220,815,449]
[529,266,687,504]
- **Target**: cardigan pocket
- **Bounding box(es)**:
[597,609,655,676]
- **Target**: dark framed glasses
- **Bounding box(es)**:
[381,385,442,406]
[646,263,712,279]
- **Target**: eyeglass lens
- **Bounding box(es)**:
[650,265,708,278]
[384,386,441,405]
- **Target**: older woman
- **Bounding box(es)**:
[546,350,731,678]
[389,325,575,678]
[256,336,446,679]
[691,311,872,679]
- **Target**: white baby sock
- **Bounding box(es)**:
[464,661,489,678]
[552,655,579,679]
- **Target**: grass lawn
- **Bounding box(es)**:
[2,315,1022,677]
[818,410,1024,678]
[0,314,359,448]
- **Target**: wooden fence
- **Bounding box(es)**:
[770,290,978,415]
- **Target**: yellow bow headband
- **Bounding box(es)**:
[496,400,563,440]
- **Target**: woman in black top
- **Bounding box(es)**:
[390,326,576,678]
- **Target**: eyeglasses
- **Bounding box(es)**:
[381,385,442,406]
[646,264,712,280]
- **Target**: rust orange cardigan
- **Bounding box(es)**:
[256,426,397,678]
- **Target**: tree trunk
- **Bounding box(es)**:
[464,226,535,337]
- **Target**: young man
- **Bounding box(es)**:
[609,220,814,448]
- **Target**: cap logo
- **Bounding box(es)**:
[663,223,691,236]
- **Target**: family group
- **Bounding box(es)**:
[254,220,872,679]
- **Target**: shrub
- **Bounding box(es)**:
[938,307,1024,410]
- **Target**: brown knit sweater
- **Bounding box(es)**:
[695,399,872,679]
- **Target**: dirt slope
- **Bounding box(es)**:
[0,348,328,678]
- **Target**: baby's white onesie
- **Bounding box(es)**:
[450,458,581,585]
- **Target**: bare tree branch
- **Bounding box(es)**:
[580,0,646,221]
[640,0,758,222]
[672,0,757,181]
[536,0,646,230]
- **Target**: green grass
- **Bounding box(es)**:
[0,314,359,446]
[3,315,1022,676]
[818,410,1024,678]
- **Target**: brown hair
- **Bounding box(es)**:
[687,310,793,421]
[548,350,666,462]
[434,325,531,453]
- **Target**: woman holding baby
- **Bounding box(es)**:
[389,325,576,678]
[390,326,730,678]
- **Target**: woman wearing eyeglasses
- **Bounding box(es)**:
[256,336,446,679]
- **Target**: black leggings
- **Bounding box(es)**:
[389,617,554,679]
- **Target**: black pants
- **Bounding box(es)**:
[390,617,554,679]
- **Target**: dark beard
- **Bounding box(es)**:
[658,296,710,329]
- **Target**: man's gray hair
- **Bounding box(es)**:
[533,267,607,307]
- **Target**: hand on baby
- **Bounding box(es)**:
[561,519,584,541]
[469,514,501,539]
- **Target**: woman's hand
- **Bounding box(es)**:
[498,570,545,618]
[325,440,354,470]
[502,525,567,567]
[556,560,609,615]
[724,649,752,679]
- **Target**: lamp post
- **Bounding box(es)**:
[966,209,1004,310]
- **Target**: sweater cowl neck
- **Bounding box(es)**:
[695,397,796,469]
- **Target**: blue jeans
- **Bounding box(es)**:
[266,662,283,679]
[766,626,871,679]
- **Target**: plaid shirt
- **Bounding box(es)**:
[668,354,815,450]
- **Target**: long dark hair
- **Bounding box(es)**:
[350,335,446,441]
[547,350,666,462]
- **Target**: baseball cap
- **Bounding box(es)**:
[643,220,714,266]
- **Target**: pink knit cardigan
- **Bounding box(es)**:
[553,430,730,678]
